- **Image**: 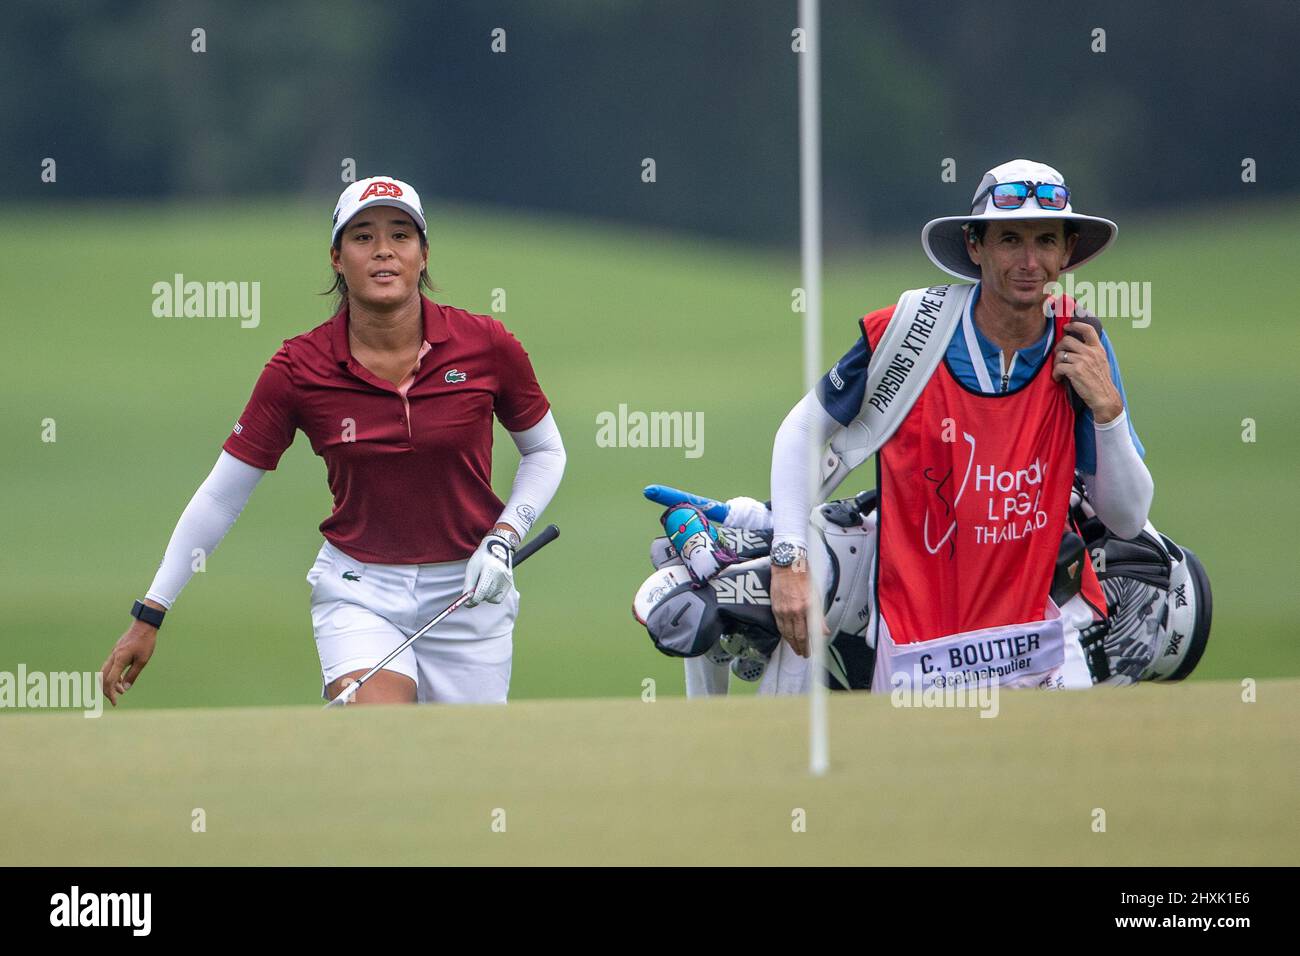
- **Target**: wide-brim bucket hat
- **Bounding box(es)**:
[921,158,1117,281]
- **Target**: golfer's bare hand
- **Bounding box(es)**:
[101,606,161,706]
[1054,321,1123,423]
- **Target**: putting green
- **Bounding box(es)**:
[2,679,1294,865]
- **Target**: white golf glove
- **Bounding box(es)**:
[462,531,515,606]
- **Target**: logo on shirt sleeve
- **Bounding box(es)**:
[232,422,243,435]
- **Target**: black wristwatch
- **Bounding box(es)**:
[771,541,808,569]
[130,600,166,629]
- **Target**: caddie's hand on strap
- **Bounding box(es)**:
[463,525,518,606]
[1054,318,1123,424]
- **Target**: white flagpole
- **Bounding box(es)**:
[797,0,828,776]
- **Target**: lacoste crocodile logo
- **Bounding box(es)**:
[341,571,362,582]
[445,369,468,383]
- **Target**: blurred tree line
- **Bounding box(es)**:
[3,0,1296,244]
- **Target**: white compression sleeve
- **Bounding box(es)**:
[1081,410,1154,539]
[770,392,842,548]
[497,410,566,537]
[144,451,266,609]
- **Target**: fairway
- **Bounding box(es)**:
[3,198,1299,708]
[2,679,1294,866]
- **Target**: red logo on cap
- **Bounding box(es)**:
[358,181,404,201]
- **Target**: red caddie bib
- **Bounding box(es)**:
[867,305,1096,645]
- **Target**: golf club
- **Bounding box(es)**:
[324,523,560,708]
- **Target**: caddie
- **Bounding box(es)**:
[768,158,1152,691]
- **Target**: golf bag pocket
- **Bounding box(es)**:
[812,504,877,641]
[871,601,1067,692]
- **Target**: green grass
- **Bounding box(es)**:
[1,197,1298,708]
[1,679,1294,865]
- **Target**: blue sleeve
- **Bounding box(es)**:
[815,335,871,427]
[1074,330,1144,474]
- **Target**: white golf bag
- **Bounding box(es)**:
[632,483,1212,693]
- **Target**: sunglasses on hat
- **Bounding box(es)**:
[974,180,1071,212]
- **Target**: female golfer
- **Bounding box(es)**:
[100,176,566,705]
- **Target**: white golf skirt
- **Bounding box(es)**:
[306,539,518,704]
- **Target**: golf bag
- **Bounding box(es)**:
[1070,481,1213,683]
[632,493,881,689]
[632,482,1213,689]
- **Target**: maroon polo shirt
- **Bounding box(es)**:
[222,296,550,564]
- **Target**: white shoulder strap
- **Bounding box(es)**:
[817,283,973,499]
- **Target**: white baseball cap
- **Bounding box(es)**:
[921,158,1117,281]
[331,176,427,246]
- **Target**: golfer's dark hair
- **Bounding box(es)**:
[965,219,1080,245]
[323,230,438,313]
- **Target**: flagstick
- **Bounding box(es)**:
[798,0,828,777]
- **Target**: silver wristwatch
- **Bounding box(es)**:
[770,541,807,569]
